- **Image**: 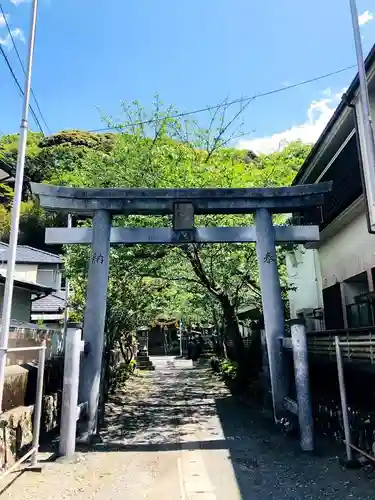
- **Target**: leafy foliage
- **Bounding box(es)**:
[0,98,311,368]
[0,130,118,250]
[57,99,310,363]
[108,360,136,394]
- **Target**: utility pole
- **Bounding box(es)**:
[349,0,375,231]
[0,0,39,413]
[179,319,183,357]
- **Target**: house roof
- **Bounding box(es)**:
[32,291,66,313]
[293,43,375,185]
[6,318,59,332]
[0,273,55,295]
[0,161,14,183]
[0,242,61,264]
[8,318,47,330]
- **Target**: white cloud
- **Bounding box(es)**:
[10,0,29,5]
[237,89,346,154]
[0,27,25,49]
[358,10,374,26]
[0,13,8,27]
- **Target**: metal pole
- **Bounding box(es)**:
[0,0,39,413]
[59,324,82,457]
[255,208,286,421]
[335,335,353,461]
[179,320,183,357]
[290,320,314,452]
[79,210,111,439]
[62,214,72,347]
[349,0,375,231]
[31,339,46,466]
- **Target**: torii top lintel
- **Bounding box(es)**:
[31,182,332,215]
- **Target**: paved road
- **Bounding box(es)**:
[2,356,375,499]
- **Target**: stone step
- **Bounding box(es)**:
[138,363,155,371]
[138,361,153,367]
[137,355,150,361]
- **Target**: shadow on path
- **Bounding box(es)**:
[79,358,375,499]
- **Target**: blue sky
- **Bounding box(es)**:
[0,0,375,152]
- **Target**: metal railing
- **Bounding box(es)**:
[285,325,375,462]
[306,326,375,363]
[334,335,375,464]
[305,328,375,464]
[0,340,46,480]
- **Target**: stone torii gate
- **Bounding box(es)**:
[31,182,331,439]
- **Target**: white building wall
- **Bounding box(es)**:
[319,210,375,288]
[0,263,38,283]
[286,246,323,318]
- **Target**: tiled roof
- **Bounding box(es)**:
[0,242,61,264]
[32,291,66,313]
[9,319,41,330]
[0,318,59,332]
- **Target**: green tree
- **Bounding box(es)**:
[0,130,119,250]
[0,130,117,184]
[60,99,310,370]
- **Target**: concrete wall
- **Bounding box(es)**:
[0,284,31,322]
[319,210,375,289]
[286,246,323,317]
[0,391,62,469]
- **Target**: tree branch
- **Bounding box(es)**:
[205,97,255,163]
[136,272,203,286]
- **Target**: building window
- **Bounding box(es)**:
[60,274,66,291]
[37,269,55,287]
[343,271,373,328]
[322,283,344,330]
[346,300,375,328]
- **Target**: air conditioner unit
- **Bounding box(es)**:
[312,308,324,319]
[296,308,314,319]
[296,308,323,332]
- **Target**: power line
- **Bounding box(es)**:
[90,64,357,133]
[0,3,50,134]
[0,43,44,135]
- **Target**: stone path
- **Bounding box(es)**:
[1,356,375,499]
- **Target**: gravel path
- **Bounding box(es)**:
[1,356,375,499]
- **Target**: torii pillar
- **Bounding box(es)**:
[256,208,286,420]
[79,210,111,438]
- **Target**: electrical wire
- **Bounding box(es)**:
[0,30,45,134]
[0,44,44,135]
[89,64,357,132]
[0,3,50,134]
